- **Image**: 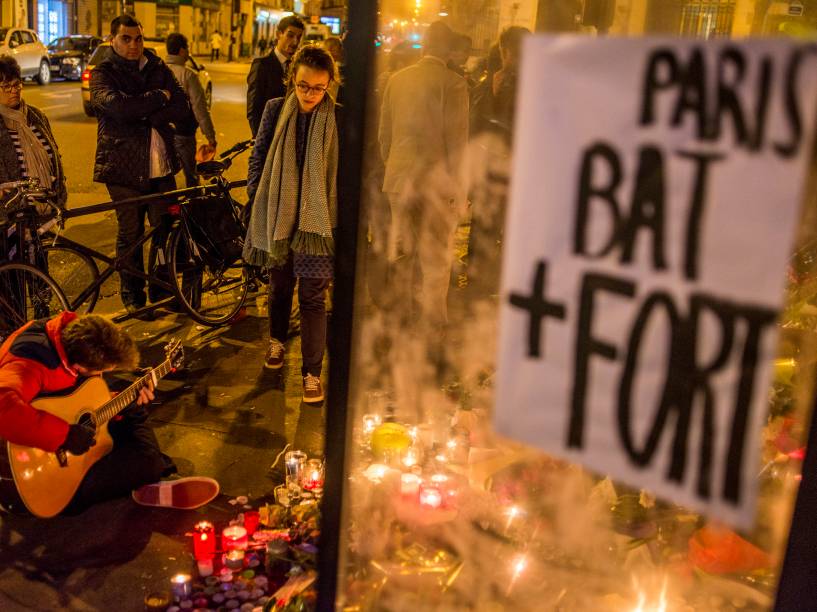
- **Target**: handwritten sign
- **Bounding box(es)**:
[494,37,817,528]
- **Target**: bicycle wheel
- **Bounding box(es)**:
[167,224,249,326]
[43,244,100,313]
[0,263,69,339]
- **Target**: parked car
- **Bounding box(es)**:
[0,27,51,84]
[48,35,103,81]
[80,39,212,117]
[304,24,331,43]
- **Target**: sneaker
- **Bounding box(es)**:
[132,476,219,510]
[303,374,324,403]
[264,339,285,369]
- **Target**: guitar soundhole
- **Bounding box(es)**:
[77,413,95,430]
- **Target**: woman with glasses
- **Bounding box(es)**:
[244,45,341,404]
[0,56,67,210]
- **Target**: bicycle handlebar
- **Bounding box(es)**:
[219,139,254,160]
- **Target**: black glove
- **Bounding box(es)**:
[62,424,96,456]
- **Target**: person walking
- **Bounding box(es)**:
[257,37,268,57]
[244,46,341,404]
[246,15,305,136]
[166,32,216,187]
[210,31,222,62]
[90,15,188,321]
[378,21,469,333]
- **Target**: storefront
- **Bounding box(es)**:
[36,0,67,43]
[192,0,221,56]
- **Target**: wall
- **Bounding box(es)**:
[134,0,157,36]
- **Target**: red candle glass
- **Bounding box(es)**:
[302,459,325,492]
[222,525,248,551]
[193,521,216,560]
[243,510,260,536]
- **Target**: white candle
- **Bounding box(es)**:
[419,483,442,509]
[400,473,421,496]
[196,558,214,577]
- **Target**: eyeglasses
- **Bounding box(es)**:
[295,82,328,96]
[0,80,22,92]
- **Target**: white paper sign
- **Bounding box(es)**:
[495,36,817,528]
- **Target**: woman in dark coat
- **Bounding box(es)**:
[244,45,340,405]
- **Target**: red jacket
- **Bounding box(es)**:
[0,312,79,452]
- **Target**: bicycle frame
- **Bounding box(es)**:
[52,180,248,318]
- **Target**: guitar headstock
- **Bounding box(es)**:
[165,339,184,369]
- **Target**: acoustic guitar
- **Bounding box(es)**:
[0,340,183,518]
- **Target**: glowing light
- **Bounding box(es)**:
[438,11,448,16]
[630,577,668,612]
[504,505,522,531]
[506,554,528,595]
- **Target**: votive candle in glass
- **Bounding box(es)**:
[222,525,248,551]
[400,473,421,497]
[170,574,192,601]
[224,549,245,570]
[302,458,325,494]
[285,450,307,499]
[192,521,216,560]
[419,483,442,509]
[243,510,260,536]
[362,413,382,436]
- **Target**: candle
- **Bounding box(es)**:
[196,557,214,577]
[193,521,216,560]
[222,526,248,551]
[170,574,192,601]
[402,445,420,467]
[243,510,260,536]
[285,450,307,500]
[224,549,245,570]
[144,591,171,611]
[400,473,421,497]
[302,458,324,493]
[419,483,442,509]
[362,413,382,435]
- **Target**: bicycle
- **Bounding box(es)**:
[0,178,80,338]
[164,138,255,325]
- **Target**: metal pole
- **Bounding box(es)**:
[315,0,378,607]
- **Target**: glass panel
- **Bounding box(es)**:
[336,1,817,609]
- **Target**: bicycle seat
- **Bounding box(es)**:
[197,160,227,177]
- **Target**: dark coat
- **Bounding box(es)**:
[0,105,67,208]
[90,49,188,189]
[246,53,287,136]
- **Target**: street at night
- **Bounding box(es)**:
[0,61,326,610]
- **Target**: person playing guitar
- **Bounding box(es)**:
[0,312,218,516]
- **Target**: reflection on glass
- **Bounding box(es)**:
[337,0,817,610]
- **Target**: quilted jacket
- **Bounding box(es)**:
[90,48,188,189]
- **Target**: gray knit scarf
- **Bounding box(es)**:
[244,93,338,268]
[0,100,52,190]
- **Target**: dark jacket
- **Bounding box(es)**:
[90,49,188,189]
[0,312,79,452]
[0,105,67,209]
[246,53,287,136]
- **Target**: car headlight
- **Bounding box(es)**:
[62,57,80,65]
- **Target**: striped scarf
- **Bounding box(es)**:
[0,100,52,190]
[243,93,338,268]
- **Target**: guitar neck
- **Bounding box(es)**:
[93,360,173,426]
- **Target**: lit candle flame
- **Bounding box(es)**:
[630,576,668,612]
